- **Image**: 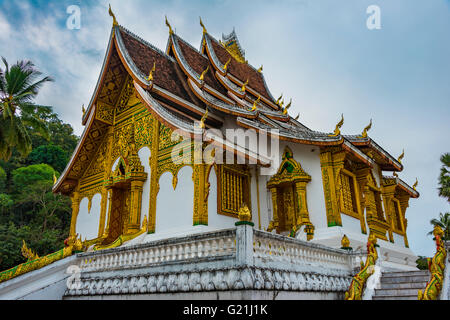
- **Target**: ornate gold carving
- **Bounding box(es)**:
[199,65,209,81]
[345,233,378,300]
[199,17,207,34]
[238,204,252,222]
[418,225,447,300]
[251,96,260,111]
[108,4,118,27]
[222,58,231,72]
[360,119,372,138]
[147,62,156,82]
[165,16,174,35]
[96,102,114,124]
[282,98,292,115]
[341,235,351,249]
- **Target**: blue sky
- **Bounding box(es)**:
[0,0,448,257]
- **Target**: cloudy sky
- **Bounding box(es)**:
[0,0,448,257]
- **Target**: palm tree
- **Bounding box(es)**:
[0,58,53,161]
[428,212,450,241]
[438,153,450,202]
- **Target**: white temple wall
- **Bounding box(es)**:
[254,171,272,231]
[138,147,151,227]
[76,194,101,240]
[281,142,328,230]
[392,232,405,246]
[207,167,237,229]
[341,214,363,234]
[155,166,194,234]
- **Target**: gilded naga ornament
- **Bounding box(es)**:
[413,178,418,191]
[276,94,283,106]
[360,119,372,138]
[241,79,248,92]
[147,62,156,82]
[257,65,263,73]
[199,17,207,34]
[199,65,209,81]
[329,114,344,137]
[283,98,292,115]
[222,58,231,72]
[165,16,174,35]
[397,149,405,164]
[418,225,447,300]
[108,4,118,26]
[345,233,378,300]
[251,95,260,111]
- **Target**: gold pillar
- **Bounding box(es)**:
[398,195,411,248]
[128,180,145,233]
[319,150,342,227]
[97,187,108,237]
[193,164,207,225]
[148,119,160,233]
[69,191,81,236]
[355,168,370,234]
[269,187,279,231]
[381,185,396,243]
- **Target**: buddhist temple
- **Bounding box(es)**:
[0,9,426,300]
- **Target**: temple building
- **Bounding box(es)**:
[52,12,419,270]
[0,9,424,300]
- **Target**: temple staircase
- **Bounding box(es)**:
[372,270,430,300]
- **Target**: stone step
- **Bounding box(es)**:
[379,281,428,290]
[375,288,423,297]
[381,270,429,278]
[380,275,429,284]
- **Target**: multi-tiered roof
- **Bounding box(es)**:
[53,15,418,198]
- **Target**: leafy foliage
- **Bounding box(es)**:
[428,212,450,241]
[0,58,53,161]
[416,256,429,270]
[438,153,450,202]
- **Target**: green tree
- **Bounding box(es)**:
[27,144,68,173]
[0,165,5,192]
[0,58,53,161]
[428,212,450,241]
[438,153,450,202]
[11,163,55,192]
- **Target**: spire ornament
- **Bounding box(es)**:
[294,113,300,121]
[329,114,344,137]
[257,65,263,73]
[165,16,174,35]
[108,4,118,27]
[360,119,372,138]
[276,94,283,105]
[82,104,86,117]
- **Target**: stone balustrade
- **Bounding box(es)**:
[78,229,237,273]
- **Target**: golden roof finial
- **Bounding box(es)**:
[199,107,208,129]
[199,17,207,35]
[82,104,86,116]
[283,98,292,115]
[398,149,405,164]
[329,114,344,137]
[147,62,156,82]
[413,177,418,190]
[361,118,372,138]
[241,79,248,92]
[251,95,260,111]
[53,172,57,185]
[199,65,209,81]
[222,58,231,72]
[165,16,174,35]
[294,113,300,121]
[108,4,118,27]
[279,99,285,108]
[257,65,263,73]
[393,171,398,177]
[276,93,283,105]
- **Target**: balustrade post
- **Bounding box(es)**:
[235,220,254,266]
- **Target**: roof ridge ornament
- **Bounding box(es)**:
[276,94,283,106]
[165,16,174,35]
[199,107,208,129]
[222,58,231,72]
[397,149,405,164]
[81,104,86,118]
[240,79,248,92]
[329,114,344,137]
[251,95,260,111]
[199,17,207,35]
[199,65,209,81]
[283,98,292,115]
[294,113,300,121]
[257,65,263,73]
[147,62,156,82]
[108,4,118,27]
[360,118,372,138]
[413,177,418,190]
